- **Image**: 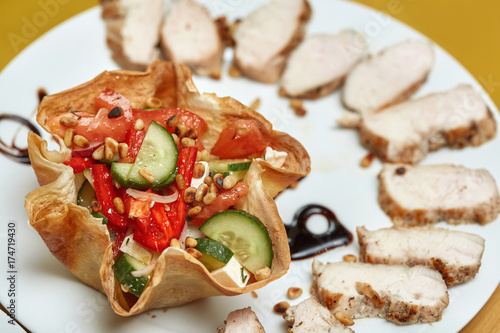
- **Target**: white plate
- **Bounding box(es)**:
[0,1,499,332]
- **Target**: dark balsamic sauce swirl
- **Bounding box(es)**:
[0,88,45,164]
[286,204,353,260]
[0,114,41,164]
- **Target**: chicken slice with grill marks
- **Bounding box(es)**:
[378,163,500,226]
[357,226,485,286]
[359,84,497,163]
[233,0,311,83]
[342,40,434,117]
[101,0,163,70]
[311,261,449,325]
[284,297,354,333]
[160,0,224,78]
[280,30,367,99]
[217,307,266,333]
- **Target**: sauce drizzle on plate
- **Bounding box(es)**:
[286,204,352,260]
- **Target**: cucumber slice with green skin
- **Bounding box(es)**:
[208,159,252,173]
[77,180,108,225]
[111,121,178,190]
[195,238,234,271]
[199,210,273,274]
[113,253,149,297]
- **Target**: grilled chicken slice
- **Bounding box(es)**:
[342,40,434,116]
[233,0,311,83]
[311,261,449,325]
[357,226,485,286]
[378,164,500,226]
[101,0,163,70]
[160,0,224,78]
[284,297,354,333]
[217,307,265,333]
[360,84,497,163]
[280,30,367,99]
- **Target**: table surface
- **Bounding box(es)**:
[0,1,499,332]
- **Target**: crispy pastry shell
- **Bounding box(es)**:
[25,61,310,316]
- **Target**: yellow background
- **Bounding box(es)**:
[0,0,498,332]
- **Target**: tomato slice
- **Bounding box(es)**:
[189,182,250,225]
[134,108,208,138]
[210,120,270,159]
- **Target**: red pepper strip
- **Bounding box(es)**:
[189,182,250,226]
[125,128,145,161]
[63,157,94,173]
[91,164,129,229]
[173,146,198,228]
[134,202,173,252]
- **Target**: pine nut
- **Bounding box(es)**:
[203,192,216,205]
[90,201,101,213]
[181,137,196,147]
[73,135,90,148]
[134,118,145,131]
[255,266,271,281]
[203,176,213,186]
[209,183,218,194]
[183,187,197,203]
[166,114,179,128]
[185,237,198,248]
[249,98,260,111]
[146,96,162,109]
[171,134,180,146]
[139,168,155,183]
[343,254,357,263]
[170,238,182,249]
[273,301,290,314]
[175,123,187,137]
[64,128,76,148]
[184,128,198,139]
[213,173,224,189]
[195,183,209,202]
[287,287,303,300]
[59,116,78,127]
[175,174,185,190]
[222,175,237,190]
[118,143,129,159]
[193,163,206,179]
[113,197,125,214]
[188,206,202,217]
[360,152,374,168]
[289,98,303,109]
[334,311,354,326]
[92,145,105,161]
[198,150,210,162]
[186,247,202,259]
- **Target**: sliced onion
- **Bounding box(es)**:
[126,187,178,203]
[131,263,155,277]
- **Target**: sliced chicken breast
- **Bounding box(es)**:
[160,0,224,78]
[311,261,449,325]
[284,297,354,333]
[360,84,497,163]
[101,0,163,70]
[217,307,266,333]
[378,163,500,226]
[342,40,434,116]
[280,30,367,99]
[357,226,485,286]
[233,0,311,83]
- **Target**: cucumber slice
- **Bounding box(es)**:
[195,238,234,271]
[113,253,149,297]
[208,159,252,172]
[199,210,273,274]
[111,121,178,190]
[77,180,108,225]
